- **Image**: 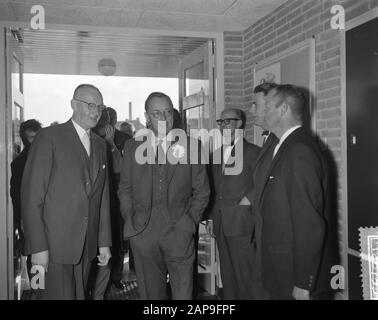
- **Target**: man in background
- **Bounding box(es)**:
[90,107,131,299]
[120,121,134,137]
[10,119,42,280]
[206,108,260,299]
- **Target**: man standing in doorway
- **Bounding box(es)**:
[21,84,112,300]
[118,92,210,299]
[253,84,331,299]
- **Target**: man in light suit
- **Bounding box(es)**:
[206,108,260,299]
[249,84,335,299]
[118,92,210,299]
[21,84,112,300]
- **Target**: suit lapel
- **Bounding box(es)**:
[258,128,303,206]
[90,132,100,186]
[257,134,277,163]
[65,120,92,197]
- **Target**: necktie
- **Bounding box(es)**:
[262,130,270,146]
[82,131,91,156]
[156,140,165,164]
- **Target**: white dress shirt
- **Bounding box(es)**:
[72,119,91,156]
[273,125,302,158]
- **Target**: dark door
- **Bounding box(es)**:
[346,17,378,300]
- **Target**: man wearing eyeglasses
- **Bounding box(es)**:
[21,84,112,299]
[118,92,210,299]
[205,108,261,299]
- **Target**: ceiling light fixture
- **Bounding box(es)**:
[98,58,116,76]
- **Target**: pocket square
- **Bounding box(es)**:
[102,164,106,169]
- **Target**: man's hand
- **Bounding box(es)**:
[238,196,251,206]
[292,286,310,300]
[205,220,215,238]
[97,247,112,266]
[31,250,49,272]
[104,124,115,143]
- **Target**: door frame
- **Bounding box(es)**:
[0,26,9,301]
[340,7,378,300]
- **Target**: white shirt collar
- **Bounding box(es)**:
[71,118,90,138]
[273,125,302,157]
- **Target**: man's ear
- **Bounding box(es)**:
[144,112,150,124]
[280,102,288,116]
[71,99,76,111]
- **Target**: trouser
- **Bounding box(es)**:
[217,224,259,300]
[130,209,195,300]
[39,237,91,300]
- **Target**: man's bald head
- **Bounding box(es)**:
[73,84,103,102]
[71,84,104,130]
[220,108,246,129]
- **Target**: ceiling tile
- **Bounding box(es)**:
[9,3,142,27]
[0,2,16,20]
[139,11,251,32]
[224,0,286,17]
[97,0,235,15]
[9,0,97,6]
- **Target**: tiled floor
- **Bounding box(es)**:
[22,253,220,300]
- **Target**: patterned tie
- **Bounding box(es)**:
[82,131,91,156]
[262,130,270,146]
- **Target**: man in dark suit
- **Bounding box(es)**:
[90,107,132,299]
[21,84,112,300]
[206,108,260,299]
[11,119,42,283]
[106,107,133,154]
[118,92,210,299]
[249,84,335,300]
[11,119,42,242]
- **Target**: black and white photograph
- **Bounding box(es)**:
[0,0,377,308]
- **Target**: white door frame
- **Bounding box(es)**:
[0,26,9,301]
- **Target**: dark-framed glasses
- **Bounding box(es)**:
[149,109,174,120]
[216,118,241,126]
[74,98,106,112]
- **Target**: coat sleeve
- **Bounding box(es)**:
[188,141,211,225]
[285,143,326,291]
[20,130,52,255]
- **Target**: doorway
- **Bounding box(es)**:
[0,26,223,299]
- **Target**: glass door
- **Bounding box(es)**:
[0,27,25,300]
[178,40,218,295]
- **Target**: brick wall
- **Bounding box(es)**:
[242,0,376,150]
[223,31,244,112]
[222,0,378,298]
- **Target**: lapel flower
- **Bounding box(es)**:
[170,143,186,159]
